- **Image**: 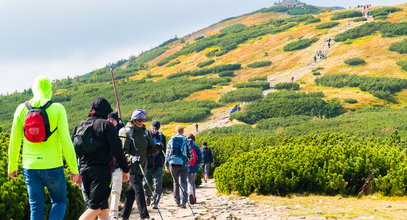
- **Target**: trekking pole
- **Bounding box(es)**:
[168,164,195,216]
[109,65,122,119]
[138,164,164,220]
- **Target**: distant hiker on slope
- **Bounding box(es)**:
[186,134,202,204]
[200,142,213,183]
[120,109,161,220]
[144,120,166,210]
[73,98,129,220]
[8,76,80,220]
[165,125,194,209]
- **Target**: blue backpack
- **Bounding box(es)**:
[169,136,188,165]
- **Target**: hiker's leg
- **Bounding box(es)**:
[122,184,135,219]
[79,209,101,220]
[132,174,150,219]
[178,166,188,205]
[170,165,181,205]
[144,168,153,203]
[109,168,123,219]
[98,209,110,220]
[42,166,67,220]
[24,168,45,220]
[187,173,197,197]
[153,167,164,206]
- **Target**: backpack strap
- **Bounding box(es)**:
[41,100,54,109]
[24,101,33,110]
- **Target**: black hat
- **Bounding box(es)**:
[108,111,120,122]
[89,97,113,119]
[151,120,161,130]
[202,141,208,146]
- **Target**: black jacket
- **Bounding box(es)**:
[201,147,213,164]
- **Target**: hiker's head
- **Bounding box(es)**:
[89,98,113,119]
[151,120,160,134]
[107,111,119,127]
[202,141,208,147]
[175,125,184,135]
[187,134,195,141]
[32,75,52,99]
[131,108,146,128]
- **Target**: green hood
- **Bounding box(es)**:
[32,75,52,100]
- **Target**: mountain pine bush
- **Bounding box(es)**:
[284,38,317,51]
[370,7,403,18]
[221,88,263,103]
[331,10,363,20]
[234,81,271,90]
[344,57,366,66]
[197,59,215,68]
[247,61,272,68]
[315,22,340,29]
[273,82,300,90]
[389,38,407,54]
[397,60,407,71]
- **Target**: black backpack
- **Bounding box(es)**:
[72,119,103,157]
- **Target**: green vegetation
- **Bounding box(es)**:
[256,115,311,130]
[220,23,246,33]
[273,82,300,90]
[0,132,84,219]
[344,57,366,66]
[305,17,321,24]
[288,5,321,15]
[218,71,235,77]
[335,22,407,42]
[230,91,344,124]
[167,64,241,79]
[354,17,367,22]
[127,46,169,68]
[167,60,181,67]
[284,38,317,51]
[389,39,407,54]
[312,71,321,76]
[331,10,363,20]
[315,74,407,102]
[255,6,289,13]
[234,81,271,90]
[370,7,403,19]
[248,76,268,81]
[221,88,263,103]
[344,98,358,104]
[247,61,272,68]
[197,59,215,68]
[315,22,340,29]
[215,133,407,196]
[397,60,407,71]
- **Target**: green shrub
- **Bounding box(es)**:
[220,23,246,33]
[248,76,268,81]
[315,74,407,102]
[331,10,363,20]
[305,18,321,24]
[375,16,388,20]
[273,82,300,90]
[197,59,215,68]
[397,60,407,72]
[247,61,272,68]
[344,98,358,104]
[389,39,407,54]
[167,60,181,67]
[234,91,344,124]
[221,88,263,103]
[335,22,407,42]
[284,38,317,51]
[256,115,311,130]
[315,22,340,29]
[312,71,321,76]
[206,49,219,58]
[354,17,368,22]
[256,6,289,13]
[235,81,270,90]
[214,133,407,196]
[167,64,241,79]
[370,7,403,18]
[218,71,235,77]
[344,57,366,66]
[195,36,204,40]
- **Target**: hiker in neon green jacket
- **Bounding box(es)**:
[7,75,80,220]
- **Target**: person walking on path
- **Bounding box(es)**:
[120,109,162,220]
[144,120,167,209]
[7,75,81,220]
[200,142,213,183]
[165,125,194,208]
[186,134,202,204]
[74,98,129,220]
[195,123,199,133]
[107,111,126,219]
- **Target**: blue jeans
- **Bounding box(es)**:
[23,166,67,220]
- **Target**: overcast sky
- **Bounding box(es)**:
[0,0,405,94]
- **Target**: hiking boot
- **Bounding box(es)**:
[152,204,158,209]
[146,197,151,206]
[192,196,197,204]
[189,194,194,204]
[179,204,186,209]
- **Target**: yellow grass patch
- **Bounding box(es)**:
[184,89,222,102]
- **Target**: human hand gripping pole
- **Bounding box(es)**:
[8,170,18,180]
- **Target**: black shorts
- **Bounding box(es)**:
[81,166,112,210]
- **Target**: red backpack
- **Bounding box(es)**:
[23,101,57,143]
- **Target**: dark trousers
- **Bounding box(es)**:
[122,173,149,219]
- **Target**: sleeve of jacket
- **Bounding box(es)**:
[186,138,194,162]
[57,104,79,174]
[209,148,214,163]
[196,145,202,165]
[147,131,160,155]
[165,137,173,167]
[119,128,133,166]
[106,123,129,173]
[7,104,25,173]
